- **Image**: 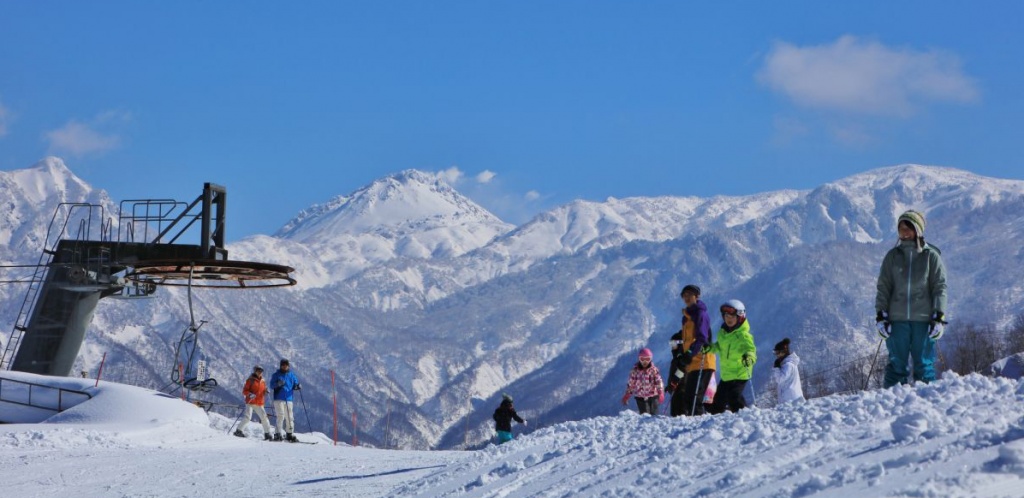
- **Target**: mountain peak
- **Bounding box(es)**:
[276,169,508,240]
[0,157,113,254]
[823,163,1024,211]
[2,156,96,206]
[268,170,513,274]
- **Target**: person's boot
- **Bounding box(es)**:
[264,433,273,441]
[286,433,298,442]
[233,430,245,438]
[273,433,283,441]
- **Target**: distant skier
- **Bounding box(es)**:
[703,300,756,414]
[270,359,302,442]
[621,348,665,415]
[234,365,273,440]
[666,284,717,416]
[875,209,948,387]
[772,338,804,404]
[493,393,526,444]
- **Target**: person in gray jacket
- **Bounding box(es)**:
[875,210,948,387]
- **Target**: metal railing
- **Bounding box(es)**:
[0,376,93,413]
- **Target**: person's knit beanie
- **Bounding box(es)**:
[898,210,926,238]
[774,338,791,353]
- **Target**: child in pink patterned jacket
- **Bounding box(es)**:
[621,348,665,415]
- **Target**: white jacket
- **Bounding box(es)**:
[772,352,805,404]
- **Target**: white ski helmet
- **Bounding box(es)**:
[720,299,746,317]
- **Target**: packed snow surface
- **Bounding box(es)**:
[2,370,1023,497]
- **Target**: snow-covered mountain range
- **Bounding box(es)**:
[2,157,1023,450]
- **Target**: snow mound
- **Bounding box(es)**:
[3,371,1024,496]
[397,372,1024,497]
[1,370,208,429]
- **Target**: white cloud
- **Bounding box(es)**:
[433,167,547,223]
[44,110,131,157]
[436,166,463,184]
[46,121,120,157]
[757,35,979,117]
[0,100,10,137]
[475,170,497,184]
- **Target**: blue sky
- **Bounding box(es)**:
[1,2,1021,240]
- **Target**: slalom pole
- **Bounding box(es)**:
[331,370,338,446]
[384,399,392,449]
[298,388,313,433]
[865,337,884,390]
[94,352,107,387]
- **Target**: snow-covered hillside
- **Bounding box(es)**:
[2,158,1024,453]
[2,370,1023,497]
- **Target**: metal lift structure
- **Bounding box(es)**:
[1,183,295,377]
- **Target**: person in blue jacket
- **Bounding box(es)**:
[270,358,302,442]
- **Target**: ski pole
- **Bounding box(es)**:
[298,388,313,433]
[690,352,705,416]
[228,405,245,434]
[865,337,884,390]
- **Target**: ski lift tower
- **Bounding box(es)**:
[1,183,295,376]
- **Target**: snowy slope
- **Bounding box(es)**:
[2,370,1023,497]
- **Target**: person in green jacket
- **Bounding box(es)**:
[875,210,948,387]
[703,299,756,414]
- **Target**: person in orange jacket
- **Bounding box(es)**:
[234,365,272,440]
[666,284,717,416]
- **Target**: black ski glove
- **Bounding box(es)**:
[876,311,891,339]
[929,311,947,340]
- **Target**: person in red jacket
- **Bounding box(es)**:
[621,348,665,415]
[234,365,272,440]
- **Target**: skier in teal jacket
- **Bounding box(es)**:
[875,210,948,387]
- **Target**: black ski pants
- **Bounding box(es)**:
[707,379,748,414]
[634,396,659,415]
[671,369,714,416]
